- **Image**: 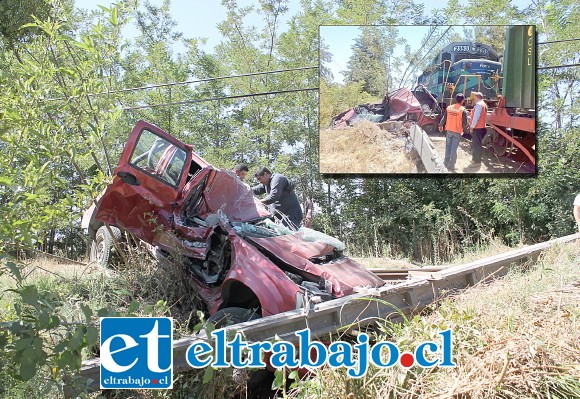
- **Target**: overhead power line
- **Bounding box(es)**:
[537,63,580,70]
[398,25,439,87]
[399,25,453,88]
[122,87,318,110]
[106,66,318,93]
[537,38,580,45]
[45,66,319,101]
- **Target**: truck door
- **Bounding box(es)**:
[95,120,195,243]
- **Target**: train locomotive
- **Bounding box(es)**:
[416,26,536,167]
[416,41,502,105]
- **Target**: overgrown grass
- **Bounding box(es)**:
[2,241,578,398]
[319,120,419,174]
[0,250,210,399]
[353,237,513,270]
[288,241,580,399]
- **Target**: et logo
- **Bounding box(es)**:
[100,317,173,389]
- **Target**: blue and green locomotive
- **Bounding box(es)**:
[416,42,502,104]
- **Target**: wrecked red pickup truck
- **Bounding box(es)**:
[82,120,384,323]
[330,86,441,133]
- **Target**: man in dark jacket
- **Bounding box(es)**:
[252,166,303,228]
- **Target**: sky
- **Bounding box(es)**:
[75,0,537,84]
[76,0,302,52]
[321,25,480,86]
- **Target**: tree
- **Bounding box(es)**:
[0,0,138,253]
[344,26,391,97]
[0,1,134,386]
[0,0,52,50]
[120,0,194,141]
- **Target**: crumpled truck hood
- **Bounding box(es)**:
[248,234,385,297]
[387,87,422,119]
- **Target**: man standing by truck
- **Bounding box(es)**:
[439,93,468,172]
[252,167,303,229]
[234,163,249,181]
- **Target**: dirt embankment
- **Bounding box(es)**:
[321,120,535,174]
[429,132,536,174]
[320,120,419,174]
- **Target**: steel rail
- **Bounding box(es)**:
[70,233,579,395]
[408,124,448,173]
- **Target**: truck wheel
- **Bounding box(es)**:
[90,226,122,267]
[155,248,173,270]
[206,307,270,397]
[422,123,438,134]
[206,307,260,329]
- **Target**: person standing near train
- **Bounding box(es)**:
[469,92,488,165]
[439,93,468,172]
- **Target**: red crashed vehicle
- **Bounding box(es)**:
[330,85,442,133]
[83,120,384,322]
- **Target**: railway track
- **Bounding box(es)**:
[71,233,578,395]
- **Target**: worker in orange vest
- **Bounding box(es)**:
[439,93,468,171]
[469,92,488,165]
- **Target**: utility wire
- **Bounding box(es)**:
[399,25,453,88]
[44,66,318,101]
[122,87,318,110]
[537,38,580,45]
[398,25,438,87]
[537,63,580,70]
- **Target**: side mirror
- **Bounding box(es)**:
[117,171,140,186]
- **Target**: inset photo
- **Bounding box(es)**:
[319,25,536,175]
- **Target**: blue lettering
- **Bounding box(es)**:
[246,341,272,367]
[439,329,456,366]
[415,341,438,367]
[211,329,228,367]
[229,333,249,368]
[370,341,399,368]
[186,341,213,368]
[184,328,455,374]
[348,333,370,378]
[296,329,327,368]
[328,341,355,368]
[270,341,299,368]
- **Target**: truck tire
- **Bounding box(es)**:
[423,123,438,134]
[155,248,173,270]
[205,307,270,397]
[206,307,260,329]
[90,226,122,268]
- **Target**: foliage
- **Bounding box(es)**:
[0,257,107,395]
[344,26,392,97]
[318,79,377,128]
[0,242,202,397]
[0,1,133,256]
[0,0,53,48]
[0,1,134,395]
[0,0,579,395]
[289,241,580,399]
[334,0,427,25]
